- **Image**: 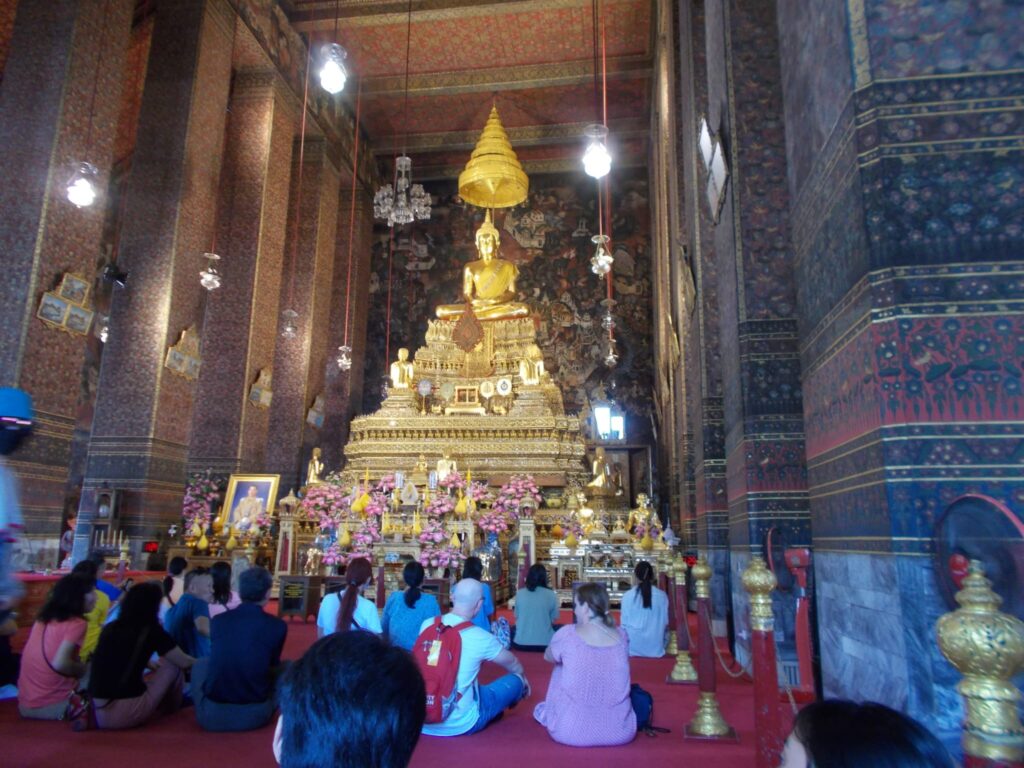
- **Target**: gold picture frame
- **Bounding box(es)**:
[65,304,95,336]
[222,473,280,531]
[58,273,90,305]
[37,292,70,328]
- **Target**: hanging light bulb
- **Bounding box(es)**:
[582,124,611,179]
[336,345,353,371]
[281,308,299,339]
[590,233,613,276]
[66,161,100,208]
[95,314,109,343]
[199,252,222,291]
[319,43,349,94]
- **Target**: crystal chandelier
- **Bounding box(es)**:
[280,308,298,339]
[336,345,353,371]
[199,252,222,291]
[604,338,619,368]
[375,156,430,227]
[582,124,611,179]
[319,43,349,94]
[67,162,100,208]
[590,234,613,275]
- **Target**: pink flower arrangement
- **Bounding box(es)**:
[182,469,226,531]
[322,542,344,566]
[477,509,510,535]
[438,471,465,491]
[299,483,351,531]
[418,517,448,546]
[425,495,455,519]
[494,474,543,520]
[418,544,465,569]
[467,481,492,503]
[362,491,390,518]
[634,520,661,541]
[376,474,397,493]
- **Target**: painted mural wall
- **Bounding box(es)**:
[360,170,654,439]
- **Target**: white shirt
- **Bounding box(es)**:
[317,592,382,635]
[420,612,504,737]
[620,585,669,657]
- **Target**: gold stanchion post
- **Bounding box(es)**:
[936,560,1024,766]
[667,553,698,683]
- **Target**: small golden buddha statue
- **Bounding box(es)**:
[389,348,414,389]
[586,446,611,489]
[628,493,653,532]
[435,212,530,321]
[437,451,457,481]
[306,447,324,486]
[518,343,546,385]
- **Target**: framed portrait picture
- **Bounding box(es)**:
[65,304,95,336]
[59,273,90,305]
[223,474,280,532]
[37,292,70,328]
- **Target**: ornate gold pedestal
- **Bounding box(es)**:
[341,317,587,486]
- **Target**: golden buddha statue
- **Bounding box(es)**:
[518,343,546,385]
[389,347,414,389]
[435,212,530,321]
[305,447,324,486]
[586,446,611,489]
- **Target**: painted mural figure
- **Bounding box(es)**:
[435,212,530,321]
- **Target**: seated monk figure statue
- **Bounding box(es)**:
[435,211,530,321]
[518,343,546,385]
[389,347,414,389]
[586,446,612,489]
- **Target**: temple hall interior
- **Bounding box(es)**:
[1,0,1022,765]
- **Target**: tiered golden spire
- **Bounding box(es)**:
[458,106,528,209]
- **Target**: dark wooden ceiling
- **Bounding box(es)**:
[283,0,653,179]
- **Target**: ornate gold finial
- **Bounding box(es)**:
[458,105,528,209]
[937,560,1024,763]
[741,557,777,632]
[691,556,712,599]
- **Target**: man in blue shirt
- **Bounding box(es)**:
[192,566,287,732]
[164,567,213,658]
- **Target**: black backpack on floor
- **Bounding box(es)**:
[630,683,671,736]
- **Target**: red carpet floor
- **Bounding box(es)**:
[1,608,764,768]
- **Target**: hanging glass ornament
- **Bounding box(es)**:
[336,345,353,371]
[590,234,613,276]
[280,309,299,339]
[199,252,222,291]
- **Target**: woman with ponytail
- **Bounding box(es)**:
[381,561,441,650]
[316,557,381,638]
[619,560,668,657]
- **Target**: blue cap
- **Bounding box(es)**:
[0,388,33,420]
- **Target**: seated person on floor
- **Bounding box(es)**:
[619,560,669,657]
[461,557,495,632]
[382,561,440,651]
[273,630,425,768]
[88,550,123,606]
[416,579,529,737]
[164,567,213,658]
[780,699,955,768]
[193,566,287,732]
[316,557,381,637]
[512,564,559,652]
[17,573,94,719]
[70,559,110,662]
[159,556,188,623]
[533,582,636,746]
[207,560,241,619]
[89,581,194,729]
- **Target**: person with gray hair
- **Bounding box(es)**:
[192,566,288,732]
[418,578,530,737]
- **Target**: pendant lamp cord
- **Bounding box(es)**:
[84,0,111,153]
[285,43,313,314]
[342,79,363,348]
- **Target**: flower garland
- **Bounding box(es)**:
[182,469,226,532]
[494,474,543,520]
[299,482,351,531]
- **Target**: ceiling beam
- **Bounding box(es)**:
[370,117,648,154]
[288,0,598,30]
[360,55,651,97]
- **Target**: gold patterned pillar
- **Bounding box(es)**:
[937,560,1024,765]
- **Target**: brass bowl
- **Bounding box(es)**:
[545,497,564,509]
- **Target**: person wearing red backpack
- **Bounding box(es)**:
[415,579,529,737]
